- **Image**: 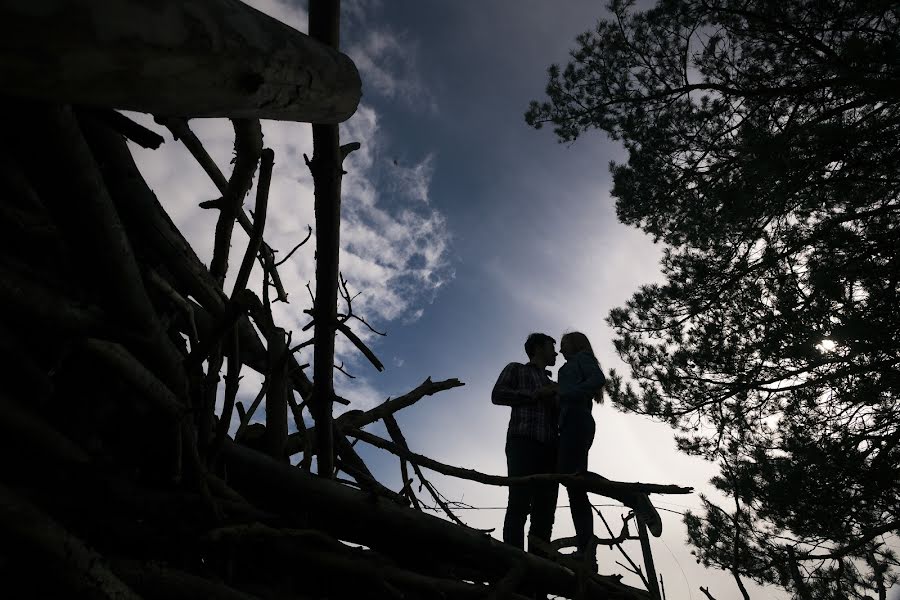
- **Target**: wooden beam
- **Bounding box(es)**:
[0,0,361,123]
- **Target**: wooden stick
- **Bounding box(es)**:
[1,0,361,122]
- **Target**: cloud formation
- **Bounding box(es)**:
[125,0,452,412]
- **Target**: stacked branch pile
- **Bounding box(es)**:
[0,1,690,598]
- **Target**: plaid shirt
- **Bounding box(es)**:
[492,362,558,444]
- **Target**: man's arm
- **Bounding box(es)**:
[491,363,537,406]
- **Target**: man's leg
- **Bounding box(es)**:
[503,435,533,549]
[528,440,558,555]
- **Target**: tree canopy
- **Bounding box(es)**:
[527,0,900,598]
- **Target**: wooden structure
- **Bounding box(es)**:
[0,1,690,598]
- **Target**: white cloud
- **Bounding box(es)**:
[346,29,438,112]
[125,0,452,413]
[244,0,308,34]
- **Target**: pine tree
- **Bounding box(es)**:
[527,1,900,597]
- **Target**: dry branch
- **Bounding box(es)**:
[345,427,692,498]
[78,115,314,398]
[1,0,361,122]
[157,116,290,303]
[285,377,464,456]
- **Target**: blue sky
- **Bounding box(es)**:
[122,1,882,598]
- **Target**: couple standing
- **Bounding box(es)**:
[492,331,605,566]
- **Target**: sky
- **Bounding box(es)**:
[123,2,897,599]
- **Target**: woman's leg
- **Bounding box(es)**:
[559,415,596,556]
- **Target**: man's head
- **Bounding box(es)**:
[524,333,557,368]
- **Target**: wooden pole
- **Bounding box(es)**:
[0,0,360,123]
[307,0,344,477]
[637,520,662,600]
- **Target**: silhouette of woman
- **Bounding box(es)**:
[556,331,606,566]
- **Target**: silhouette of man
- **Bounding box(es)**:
[492,333,559,554]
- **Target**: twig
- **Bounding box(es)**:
[336,320,384,372]
[598,509,651,589]
[334,361,356,379]
[273,225,313,267]
[699,586,719,600]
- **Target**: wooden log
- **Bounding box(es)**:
[0,0,361,123]
[6,103,188,398]
[222,441,652,600]
[111,559,261,600]
[0,484,141,600]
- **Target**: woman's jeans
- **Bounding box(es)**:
[558,410,596,554]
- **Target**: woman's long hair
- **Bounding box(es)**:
[561,331,605,404]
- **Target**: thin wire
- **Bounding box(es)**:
[419,503,691,518]
[660,535,694,600]
[420,502,631,511]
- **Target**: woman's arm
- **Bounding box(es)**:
[559,352,606,402]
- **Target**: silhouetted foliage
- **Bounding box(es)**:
[528,0,900,597]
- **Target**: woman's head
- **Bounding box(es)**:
[559,331,594,360]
